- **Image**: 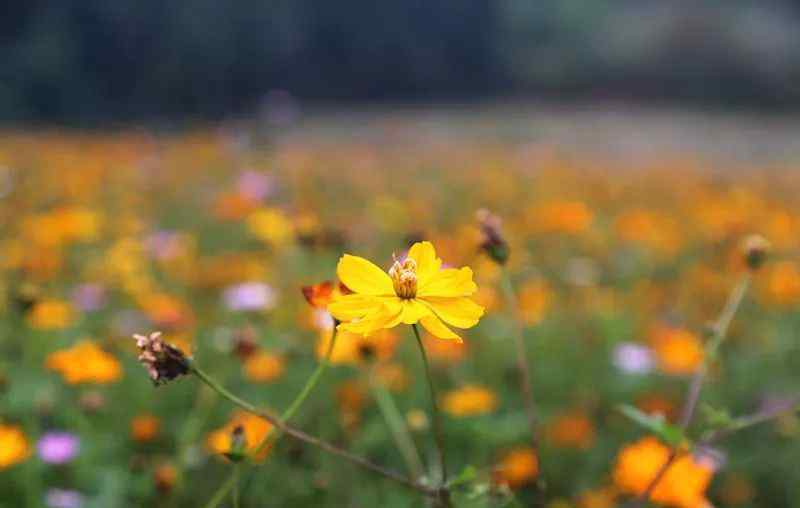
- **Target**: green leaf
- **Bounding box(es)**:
[447,464,478,488]
[618,404,685,446]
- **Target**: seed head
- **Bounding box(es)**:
[476,208,510,265]
[133,331,190,385]
[741,234,770,271]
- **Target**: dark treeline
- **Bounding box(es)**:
[3,0,800,123]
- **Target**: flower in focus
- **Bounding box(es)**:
[37,432,80,464]
[493,447,539,489]
[613,436,713,508]
[0,424,30,469]
[45,341,122,385]
[441,384,498,417]
[650,327,704,376]
[243,351,286,383]
[206,411,273,461]
[27,299,75,330]
[612,342,655,375]
[223,282,277,312]
[130,414,161,443]
[328,241,484,341]
[45,489,84,508]
[133,332,189,385]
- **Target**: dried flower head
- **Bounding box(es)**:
[476,208,509,265]
[133,332,190,385]
[741,234,770,271]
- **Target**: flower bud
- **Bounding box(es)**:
[476,208,510,265]
[742,234,770,271]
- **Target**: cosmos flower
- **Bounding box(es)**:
[441,385,498,417]
[45,489,84,508]
[45,341,122,385]
[613,343,655,375]
[328,241,484,341]
[0,424,30,469]
[223,282,277,312]
[37,432,80,464]
[493,447,539,489]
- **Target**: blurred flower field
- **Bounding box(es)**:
[0,116,799,508]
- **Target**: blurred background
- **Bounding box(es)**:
[3,0,800,124]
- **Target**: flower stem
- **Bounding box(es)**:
[499,268,539,449]
[203,471,238,508]
[189,360,437,498]
[250,327,339,458]
[232,465,240,508]
[629,274,751,508]
[411,324,451,506]
[370,369,425,480]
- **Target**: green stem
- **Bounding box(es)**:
[203,472,238,508]
[189,360,437,497]
[411,323,450,506]
[251,327,339,458]
[370,370,425,480]
[499,268,539,448]
[233,465,240,508]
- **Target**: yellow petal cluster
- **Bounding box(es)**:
[328,241,484,341]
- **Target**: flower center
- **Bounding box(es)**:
[389,257,417,299]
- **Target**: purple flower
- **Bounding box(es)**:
[37,432,80,464]
[223,283,277,312]
[612,342,654,374]
[237,170,275,201]
[45,489,84,508]
[70,284,107,312]
[145,230,185,261]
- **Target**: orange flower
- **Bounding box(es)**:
[529,200,593,235]
[546,410,596,450]
[518,281,551,326]
[493,447,539,488]
[243,351,286,383]
[762,261,800,305]
[45,341,122,384]
[576,487,617,508]
[206,411,273,461]
[315,329,398,366]
[131,414,161,443]
[336,380,368,431]
[27,299,75,330]
[650,327,704,376]
[441,385,498,417]
[613,437,712,508]
[0,424,30,470]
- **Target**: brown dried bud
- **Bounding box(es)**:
[153,462,178,493]
[133,332,190,385]
[232,326,259,360]
[742,234,770,271]
[476,208,510,265]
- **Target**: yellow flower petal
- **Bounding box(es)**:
[339,299,402,335]
[421,297,484,329]
[417,267,477,298]
[337,254,394,296]
[328,294,386,321]
[420,314,462,342]
[407,241,441,287]
[399,299,431,325]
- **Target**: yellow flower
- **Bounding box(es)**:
[613,436,712,508]
[328,241,484,342]
[27,299,75,330]
[45,340,123,385]
[246,207,295,246]
[441,384,498,417]
[206,411,274,461]
[243,351,286,383]
[0,424,30,470]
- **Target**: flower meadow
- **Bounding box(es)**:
[0,124,799,508]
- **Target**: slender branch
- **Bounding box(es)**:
[701,396,800,445]
[499,268,539,449]
[628,275,751,508]
[411,324,452,506]
[189,361,437,498]
[250,327,339,458]
[370,369,425,480]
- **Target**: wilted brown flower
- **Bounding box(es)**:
[742,234,770,271]
[476,208,509,265]
[133,332,190,385]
